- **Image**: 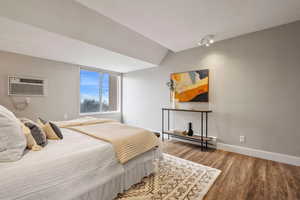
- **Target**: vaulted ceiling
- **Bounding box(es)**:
[0,0,168,72]
[76,0,300,52]
[0,17,156,72]
[0,0,300,72]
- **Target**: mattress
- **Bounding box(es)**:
[0,128,161,200]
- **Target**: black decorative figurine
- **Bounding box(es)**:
[187,122,194,136]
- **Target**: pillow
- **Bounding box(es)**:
[38,117,47,124]
[20,123,42,151]
[37,118,63,140]
[20,118,48,147]
[0,105,26,162]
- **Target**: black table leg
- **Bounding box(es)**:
[205,112,208,149]
[201,112,203,151]
[162,109,164,142]
[167,110,170,140]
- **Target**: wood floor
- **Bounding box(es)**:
[162,141,300,200]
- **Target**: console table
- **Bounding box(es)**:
[161,108,213,151]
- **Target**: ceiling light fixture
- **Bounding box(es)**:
[198,34,215,47]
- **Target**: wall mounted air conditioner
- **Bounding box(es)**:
[8,76,47,96]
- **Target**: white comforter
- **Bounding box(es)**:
[0,128,159,200]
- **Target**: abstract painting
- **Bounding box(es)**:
[171,69,209,102]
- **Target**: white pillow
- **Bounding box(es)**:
[0,105,26,162]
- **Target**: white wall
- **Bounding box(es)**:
[123,21,300,157]
[0,51,121,121]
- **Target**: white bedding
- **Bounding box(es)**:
[0,128,161,200]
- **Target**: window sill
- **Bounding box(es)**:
[80,111,121,116]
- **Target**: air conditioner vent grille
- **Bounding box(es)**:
[19,78,44,84]
[8,76,46,96]
[10,84,44,96]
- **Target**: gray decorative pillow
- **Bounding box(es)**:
[38,118,63,140]
[0,105,26,162]
[20,118,48,147]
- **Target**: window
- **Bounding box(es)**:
[80,69,120,114]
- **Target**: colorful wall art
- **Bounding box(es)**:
[171,69,209,102]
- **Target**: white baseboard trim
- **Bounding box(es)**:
[217,143,300,166]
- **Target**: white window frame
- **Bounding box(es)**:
[79,67,121,115]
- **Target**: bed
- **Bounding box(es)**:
[0,127,161,200]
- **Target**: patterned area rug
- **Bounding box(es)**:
[116,153,221,200]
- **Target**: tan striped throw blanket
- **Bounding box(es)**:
[56,117,159,164]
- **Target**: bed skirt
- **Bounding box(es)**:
[72,148,162,200]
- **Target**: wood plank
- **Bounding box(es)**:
[162,140,300,200]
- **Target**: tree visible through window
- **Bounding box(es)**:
[80,69,119,113]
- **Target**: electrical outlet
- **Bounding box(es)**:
[240,136,245,143]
